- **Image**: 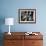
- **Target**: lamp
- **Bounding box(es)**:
[5,18,14,35]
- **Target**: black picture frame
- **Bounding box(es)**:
[18,9,36,24]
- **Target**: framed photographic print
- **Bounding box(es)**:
[18,9,36,24]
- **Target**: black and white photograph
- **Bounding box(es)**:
[18,9,36,23]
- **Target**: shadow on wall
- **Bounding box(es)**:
[0,16,5,46]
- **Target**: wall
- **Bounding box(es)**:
[0,0,46,46]
[0,0,46,32]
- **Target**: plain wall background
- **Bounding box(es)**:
[0,0,46,32]
[0,0,46,46]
